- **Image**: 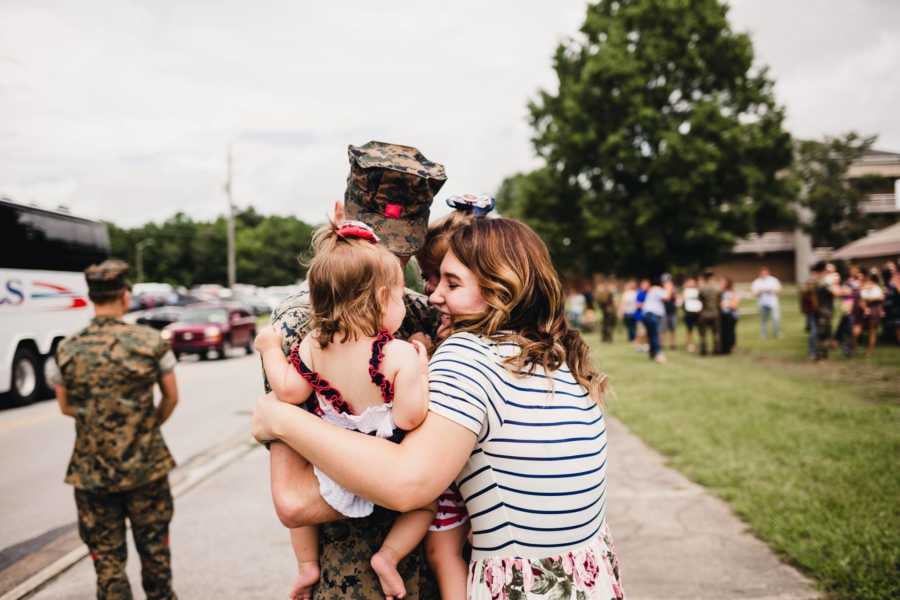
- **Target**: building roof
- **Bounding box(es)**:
[847,148,900,178]
[831,221,900,260]
[732,231,795,254]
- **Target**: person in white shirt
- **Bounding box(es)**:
[751,266,782,338]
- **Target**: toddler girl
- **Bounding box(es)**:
[256,220,435,600]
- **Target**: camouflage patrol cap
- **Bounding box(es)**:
[85,259,130,300]
[344,141,447,256]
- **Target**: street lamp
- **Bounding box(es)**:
[225,144,236,289]
[135,239,154,282]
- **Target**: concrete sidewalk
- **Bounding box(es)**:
[604,417,818,600]
[29,419,819,599]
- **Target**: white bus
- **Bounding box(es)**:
[1,198,110,406]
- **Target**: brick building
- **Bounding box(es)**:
[715,148,900,283]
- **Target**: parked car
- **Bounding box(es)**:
[233,294,272,316]
[161,304,256,360]
[132,282,178,309]
[127,306,185,330]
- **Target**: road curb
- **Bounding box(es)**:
[0,431,258,600]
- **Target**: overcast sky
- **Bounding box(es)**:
[2,0,899,227]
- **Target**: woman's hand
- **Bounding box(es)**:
[252,392,285,444]
[254,324,283,353]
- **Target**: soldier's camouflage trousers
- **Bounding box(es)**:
[74,477,176,600]
[601,310,616,343]
[315,507,438,599]
[697,315,720,356]
[815,311,833,360]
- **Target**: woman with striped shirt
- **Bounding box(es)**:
[253,218,625,599]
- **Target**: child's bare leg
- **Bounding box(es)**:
[371,504,436,600]
[426,525,469,600]
[289,526,320,600]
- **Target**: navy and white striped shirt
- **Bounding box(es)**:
[428,332,609,561]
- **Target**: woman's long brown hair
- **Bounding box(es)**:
[447,218,607,403]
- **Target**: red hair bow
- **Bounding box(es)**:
[336,220,380,244]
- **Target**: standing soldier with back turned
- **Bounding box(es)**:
[48,260,180,600]
[697,270,722,356]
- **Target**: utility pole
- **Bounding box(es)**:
[225,144,236,289]
[135,239,154,282]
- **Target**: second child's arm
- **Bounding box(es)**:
[383,339,429,431]
[256,327,313,405]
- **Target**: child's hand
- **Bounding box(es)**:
[408,332,433,354]
[410,339,429,377]
[254,325,283,353]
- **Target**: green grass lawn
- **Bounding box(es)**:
[589,292,899,600]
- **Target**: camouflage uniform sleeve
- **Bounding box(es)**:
[264,286,312,393]
[396,288,440,342]
[45,356,63,387]
[152,333,177,374]
[54,340,74,387]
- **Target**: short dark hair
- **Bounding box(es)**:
[89,289,127,305]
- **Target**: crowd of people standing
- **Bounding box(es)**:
[564,258,900,363]
[567,270,745,363]
[801,259,900,360]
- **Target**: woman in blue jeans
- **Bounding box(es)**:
[641,278,668,363]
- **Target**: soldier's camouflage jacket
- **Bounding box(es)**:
[55,316,177,492]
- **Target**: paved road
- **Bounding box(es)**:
[0,350,264,554]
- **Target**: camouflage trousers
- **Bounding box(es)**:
[74,477,176,600]
[815,311,833,360]
[697,314,720,355]
[315,507,438,600]
[600,310,617,343]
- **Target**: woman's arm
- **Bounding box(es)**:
[254,392,475,513]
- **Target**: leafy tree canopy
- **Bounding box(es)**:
[107,207,314,287]
[789,132,883,249]
[499,0,794,277]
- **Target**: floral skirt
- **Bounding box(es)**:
[468,522,625,600]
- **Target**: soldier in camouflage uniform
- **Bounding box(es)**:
[49,260,179,600]
[593,282,617,343]
[697,271,722,356]
[266,141,445,600]
[808,261,838,361]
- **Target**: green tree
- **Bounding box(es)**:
[790,133,881,249]
[501,0,794,276]
[106,209,315,287]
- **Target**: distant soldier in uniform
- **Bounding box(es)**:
[265,141,444,600]
[593,281,617,343]
[809,261,839,361]
[697,270,722,356]
[48,259,179,600]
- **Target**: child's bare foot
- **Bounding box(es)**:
[289,561,320,600]
[371,546,406,600]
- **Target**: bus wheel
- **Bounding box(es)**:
[10,346,43,406]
